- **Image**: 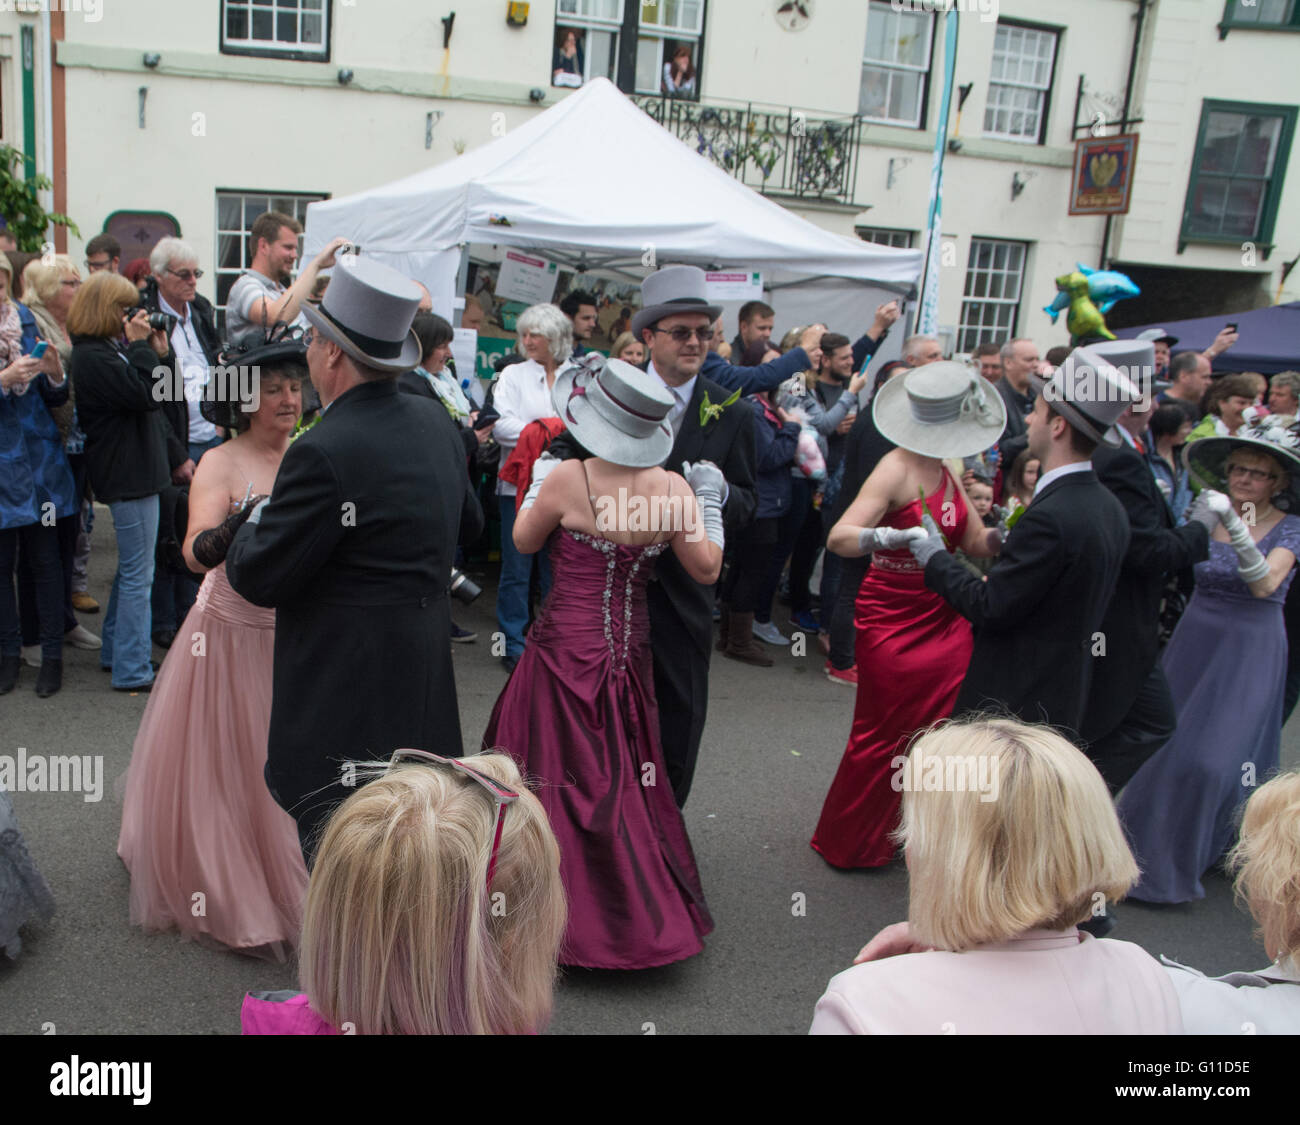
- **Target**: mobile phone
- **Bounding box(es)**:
[1225,323,1237,333]
[30,340,48,359]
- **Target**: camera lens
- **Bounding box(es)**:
[449,568,481,606]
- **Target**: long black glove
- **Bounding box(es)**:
[191,496,268,568]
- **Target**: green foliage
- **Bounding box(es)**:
[0,143,79,251]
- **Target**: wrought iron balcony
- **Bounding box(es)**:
[631,95,863,207]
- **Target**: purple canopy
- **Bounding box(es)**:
[1117,301,1300,375]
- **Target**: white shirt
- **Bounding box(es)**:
[1162,955,1300,1035]
[649,361,695,430]
[493,358,563,496]
[1033,460,1091,498]
[160,295,217,444]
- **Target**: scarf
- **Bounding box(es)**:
[0,298,22,367]
[26,298,72,366]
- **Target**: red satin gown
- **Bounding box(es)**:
[811,474,973,868]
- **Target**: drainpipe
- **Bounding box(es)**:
[40,8,54,218]
[1101,0,1148,268]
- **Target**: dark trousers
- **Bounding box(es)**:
[829,555,869,670]
[721,515,778,614]
[1283,576,1300,723]
[265,760,344,871]
[1,523,63,661]
[1084,662,1177,796]
[649,591,710,809]
[756,479,813,622]
[818,548,842,632]
[786,487,824,615]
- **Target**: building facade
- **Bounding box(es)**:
[1,0,1294,352]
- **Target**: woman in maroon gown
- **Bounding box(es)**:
[811,363,1005,869]
[483,355,724,969]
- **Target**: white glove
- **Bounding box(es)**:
[683,460,725,550]
[858,526,928,552]
[244,497,271,525]
[521,452,562,511]
[1217,497,1270,583]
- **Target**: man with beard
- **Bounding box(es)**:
[224,211,348,343]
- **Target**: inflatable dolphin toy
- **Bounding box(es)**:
[1044,263,1140,323]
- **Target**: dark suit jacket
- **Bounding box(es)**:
[1080,442,1209,741]
[396,369,479,469]
[996,378,1032,442]
[925,468,1130,736]
[143,280,222,471]
[549,373,757,657]
[226,379,483,816]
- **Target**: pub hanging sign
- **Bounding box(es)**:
[1070,133,1139,216]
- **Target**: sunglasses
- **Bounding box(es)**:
[653,326,712,344]
[386,749,519,891]
[167,267,204,282]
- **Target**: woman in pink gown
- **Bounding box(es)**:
[116,337,309,958]
[483,356,724,970]
[812,363,1005,868]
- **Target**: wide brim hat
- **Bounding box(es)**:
[1137,327,1180,347]
[629,264,722,339]
[201,328,310,431]
[872,361,1006,459]
[551,353,675,469]
[1031,344,1141,447]
[1184,418,1300,511]
[300,254,422,373]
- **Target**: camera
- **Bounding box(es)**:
[449,567,481,606]
[130,305,178,333]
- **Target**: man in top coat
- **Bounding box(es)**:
[226,255,483,863]
[909,345,1136,739]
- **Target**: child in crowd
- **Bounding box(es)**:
[957,473,999,578]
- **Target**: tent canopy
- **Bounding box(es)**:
[303,78,922,330]
[1117,302,1300,375]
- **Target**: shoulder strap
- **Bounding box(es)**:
[581,460,600,525]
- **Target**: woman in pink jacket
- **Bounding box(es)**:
[810,718,1183,1035]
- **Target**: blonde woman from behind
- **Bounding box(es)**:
[810,718,1183,1034]
[241,750,566,1035]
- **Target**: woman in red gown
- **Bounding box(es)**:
[811,363,1005,868]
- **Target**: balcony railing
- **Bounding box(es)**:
[631,95,863,207]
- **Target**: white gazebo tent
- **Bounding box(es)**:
[303,77,922,343]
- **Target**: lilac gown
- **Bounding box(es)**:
[1118,516,1300,902]
[483,526,713,970]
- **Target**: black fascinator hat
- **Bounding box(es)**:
[201,322,313,432]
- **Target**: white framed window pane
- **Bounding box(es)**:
[888,71,922,125]
[895,9,931,66]
[561,0,623,18]
[585,29,618,82]
[224,0,327,53]
[959,238,1026,354]
[860,2,931,126]
[857,227,914,248]
[641,0,703,33]
[635,36,663,93]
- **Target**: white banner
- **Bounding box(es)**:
[705,270,764,302]
[496,249,560,306]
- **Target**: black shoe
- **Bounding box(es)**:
[1079,909,1117,939]
[502,654,519,675]
[152,629,176,649]
[113,679,154,694]
[103,660,160,674]
[35,659,62,698]
[450,622,478,643]
[0,654,18,695]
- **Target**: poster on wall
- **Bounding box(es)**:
[495,250,560,305]
[705,270,764,302]
[1069,133,1139,216]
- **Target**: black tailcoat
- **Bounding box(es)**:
[925,468,1130,738]
[226,379,483,851]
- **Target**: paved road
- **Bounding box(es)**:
[1,511,1294,1034]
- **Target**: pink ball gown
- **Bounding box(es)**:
[116,563,308,959]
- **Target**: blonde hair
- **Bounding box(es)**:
[1228,770,1300,963]
[299,751,566,1035]
[22,254,79,307]
[897,718,1139,951]
[67,271,140,337]
[610,331,641,361]
[778,325,806,354]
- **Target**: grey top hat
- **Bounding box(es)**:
[630,265,723,339]
[1086,338,1156,395]
[551,353,676,468]
[872,361,1007,459]
[1032,345,1141,447]
[300,254,422,373]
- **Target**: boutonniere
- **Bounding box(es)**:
[291,414,321,441]
[699,387,741,429]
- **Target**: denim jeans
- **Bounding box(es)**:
[189,436,223,464]
[496,499,552,660]
[101,495,160,688]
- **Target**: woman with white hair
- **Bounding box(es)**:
[810,718,1183,1034]
[490,302,572,674]
[241,750,566,1034]
[1161,769,1300,1033]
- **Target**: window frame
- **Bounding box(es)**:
[859,0,935,130]
[958,237,1029,355]
[1179,98,1297,252]
[634,0,706,97]
[982,18,1060,146]
[214,188,329,333]
[1219,0,1300,37]
[856,226,916,249]
[219,0,331,63]
[554,0,625,88]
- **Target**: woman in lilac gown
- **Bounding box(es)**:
[1119,424,1300,903]
[483,356,724,970]
[116,336,309,958]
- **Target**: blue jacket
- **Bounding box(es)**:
[1,318,76,528]
[747,396,800,519]
[702,329,888,395]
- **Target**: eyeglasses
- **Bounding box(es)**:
[60,279,81,288]
[1227,464,1278,482]
[85,258,112,272]
[167,268,203,282]
[385,749,519,891]
[653,326,712,344]
[302,328,314,346]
